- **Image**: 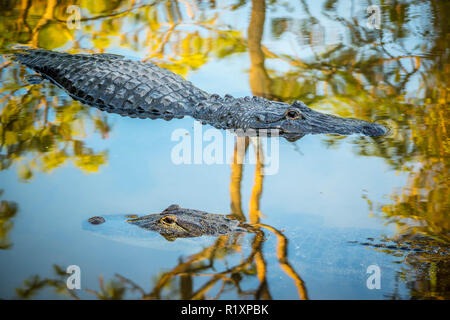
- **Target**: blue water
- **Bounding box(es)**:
[0,0,448,300]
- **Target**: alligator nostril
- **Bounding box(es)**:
[88,216,105,225]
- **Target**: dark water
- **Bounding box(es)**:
[0,0,449,300]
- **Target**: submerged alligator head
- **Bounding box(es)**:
[12,48,388,141]
[88,204,249,241]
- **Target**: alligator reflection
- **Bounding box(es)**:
[16,138,308,300]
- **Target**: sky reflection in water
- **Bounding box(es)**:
[0,0,448,299]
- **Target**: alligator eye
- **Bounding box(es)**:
[285,109,302,120]
[161,216,176,224]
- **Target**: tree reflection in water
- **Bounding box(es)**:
[0,0,448,299]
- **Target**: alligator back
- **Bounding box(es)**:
[14,49,209,120]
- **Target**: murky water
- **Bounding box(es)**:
[0,0,448,300]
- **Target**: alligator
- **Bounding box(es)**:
[88,204,252,241]
[12,48,388,141]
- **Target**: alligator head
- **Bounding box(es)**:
[120,204,245,241]
[207,97,388,141]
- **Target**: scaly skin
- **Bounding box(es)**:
[89,204,249,241]
[14,48,388,140]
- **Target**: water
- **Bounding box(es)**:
[0,0,448,300]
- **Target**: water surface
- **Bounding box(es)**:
[0,0,448,300]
